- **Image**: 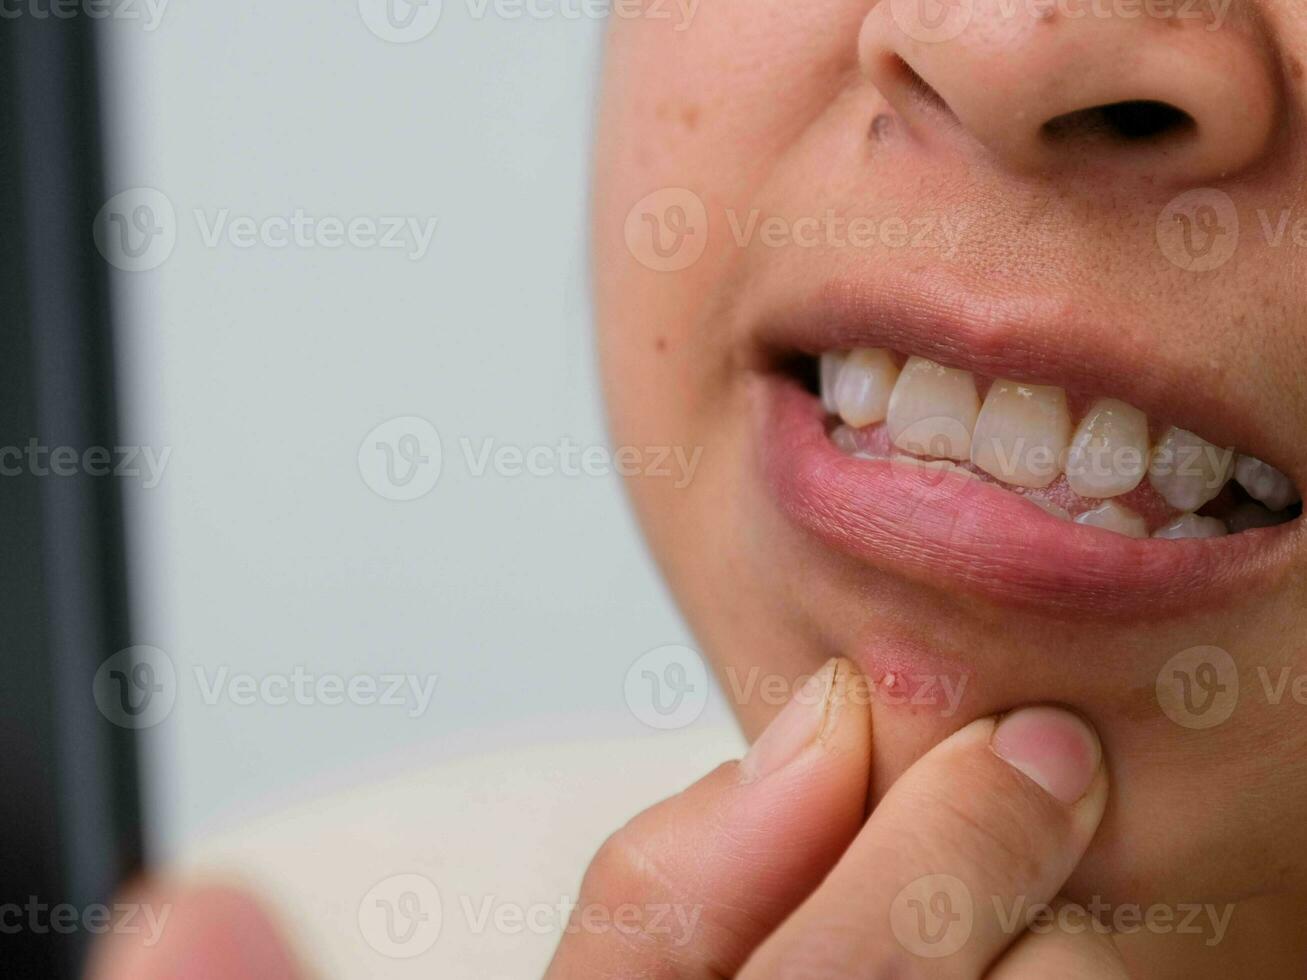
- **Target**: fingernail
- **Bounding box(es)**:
[739,658,842,782]
[990,706,1101,805]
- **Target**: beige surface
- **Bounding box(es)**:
[178,725,746,979]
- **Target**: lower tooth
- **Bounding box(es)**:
[831,424,859,454]
[890,456,976,479]
[1233,455,1299,512]
[1153,513,1228,540]
[1023,496,1071,520]
[1073,501,1148,538]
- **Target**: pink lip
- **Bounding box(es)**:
[757,376,1297,618]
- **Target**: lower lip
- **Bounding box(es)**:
[756,375,1297,617]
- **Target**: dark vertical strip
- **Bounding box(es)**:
[0,12,142,979]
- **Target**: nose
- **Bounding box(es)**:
[860,0,1279,183]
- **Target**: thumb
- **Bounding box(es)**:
[546,657,872,978]
[86,882,302,980]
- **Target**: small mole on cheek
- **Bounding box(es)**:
[655,336,668,353]
[681,105,700,130]
[869,113,895,141]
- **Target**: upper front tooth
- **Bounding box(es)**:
[886,357,980,462]
[1153,513,1228,540]
[969,380,1070,489]
[820,352,847,414]
[1147,427,1234,512]
[1233,454,1299,511]
[833,348,899,428]
[1064,398,1149,499]
[1073,500,1148,538]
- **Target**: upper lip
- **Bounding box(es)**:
[745,267,1299,488]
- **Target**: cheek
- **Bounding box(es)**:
[592,1,867,445]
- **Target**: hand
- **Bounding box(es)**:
[547,657,1123,978]
[86,883,301,980]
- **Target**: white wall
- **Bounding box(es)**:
[97,0,729,858]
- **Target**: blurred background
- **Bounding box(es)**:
[95,1,730,863]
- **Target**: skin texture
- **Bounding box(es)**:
[591,0,1307,975]
[91,2,1307,976]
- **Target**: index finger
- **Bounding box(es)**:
[741,705,1108,978]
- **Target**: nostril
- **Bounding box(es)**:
[886,56,953,118]
[1042,100,1196,146]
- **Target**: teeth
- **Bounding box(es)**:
[886,357,980,462]
[1073,501,1148,538]
[830,424,860,454]
[1153,513,1228,540]
[890,455,978,479]
[833,349,899,428]
[1233,455,1299,511]
[1023,496,1071,520]
[969,380,1070,489]
[820,352,846,414]
[1147,427,1234,513]
[1064,398,1150,499]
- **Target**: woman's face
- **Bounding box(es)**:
[594,0,1307,922]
